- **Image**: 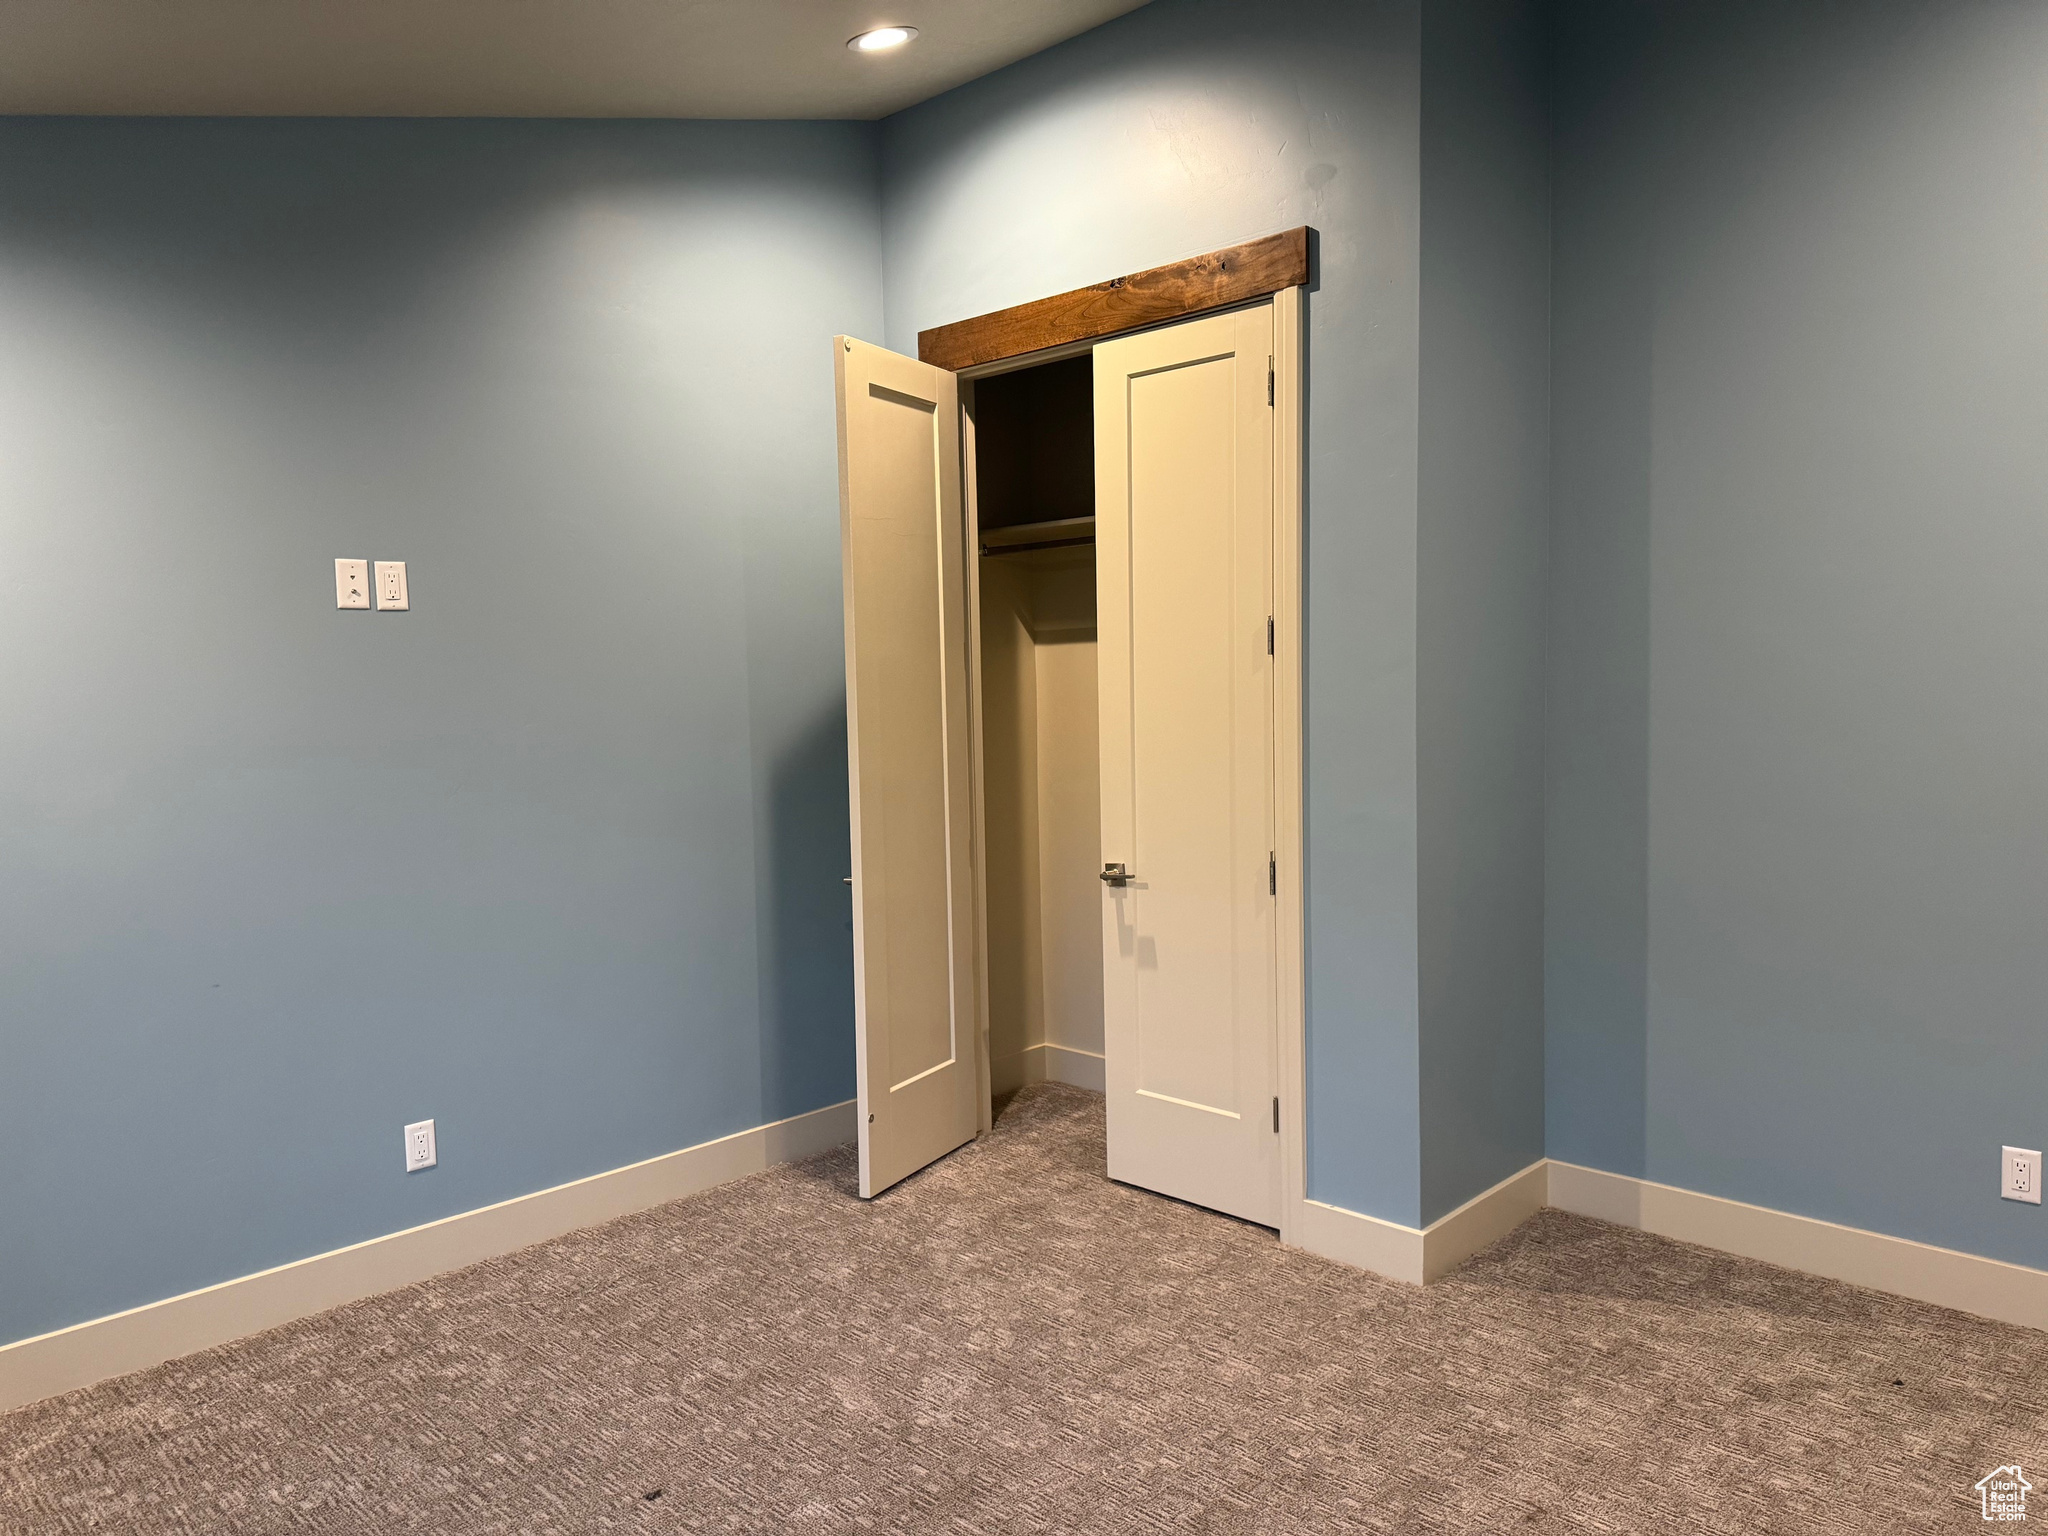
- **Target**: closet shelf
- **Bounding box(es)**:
[979,516,1095,558]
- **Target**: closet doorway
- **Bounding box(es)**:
[833,231,1308,1236]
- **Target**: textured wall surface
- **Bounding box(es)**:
[1415,0,1551,1224]
[0,118,879,1346]
[1547,0,2048,1268]
[883,0,1431,1222]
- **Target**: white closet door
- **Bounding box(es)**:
[834,337,980,1198]
[1095,305,1278,1226]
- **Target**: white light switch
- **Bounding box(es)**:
[374,560,408,611]
[405,1119,437,1172]
[335,558,370,610]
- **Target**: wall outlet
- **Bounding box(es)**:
[405,1119,437,1172]
[335,558,370,610]
[2002,1145,2040,1205]
[373,560,408,611]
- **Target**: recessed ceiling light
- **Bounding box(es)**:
[848,26,918,53]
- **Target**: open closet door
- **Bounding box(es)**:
[833,337,981,1199]
[1095,305,1279,1227]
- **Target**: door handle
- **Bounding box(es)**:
[1099,863,1133,887]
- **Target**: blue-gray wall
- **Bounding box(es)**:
[1547,0,2048,1269]
[0,119,877,1346]
[1415,0,1550,1225]
[1542,0,1653,1182]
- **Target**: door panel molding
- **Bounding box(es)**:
[834,336,982,1199]
[1096,303,1279,1227]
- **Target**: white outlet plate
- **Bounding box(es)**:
[405,1119,437,1172]
[2003,1145,2040,1205]
[335,558,370,610]
[374,560,408,611]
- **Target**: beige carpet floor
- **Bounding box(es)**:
[3,1083,2045,1534]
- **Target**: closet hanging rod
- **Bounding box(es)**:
[978,514,1094,559]
[980,534,1095,558]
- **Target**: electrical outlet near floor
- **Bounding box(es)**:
[405,1119,437,1173]
[2002,1146,2040,1205]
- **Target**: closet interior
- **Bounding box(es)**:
[971,354,1106,1103]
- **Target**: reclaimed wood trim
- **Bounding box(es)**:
[918,227,1309,372]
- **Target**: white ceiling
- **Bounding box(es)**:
[0,0,1153,119]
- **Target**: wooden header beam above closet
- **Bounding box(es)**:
[917,227,1309,372]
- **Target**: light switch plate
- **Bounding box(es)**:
[374,560,408,611]
[405,1119,437,1172]
[335,558,370,610]
[2004,1146,2041,1204]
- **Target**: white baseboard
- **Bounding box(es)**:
[1037,1043,1106,1092]
[1291,1160,1549,1286]
[1548,1160,2048,1332]
[997,1041,1106,1096]
[1422,1159,1550,1280]
[1297,1157,2048,1332]
[0,1098,857,1414]
[19,1113,2042,1416]
[1294,1198,1427,1285]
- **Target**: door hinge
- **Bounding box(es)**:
[1273,1096,1280,1134]
[1269,852,1277,896]
[1267,615,1274,655]
[1267,356,1274,407]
